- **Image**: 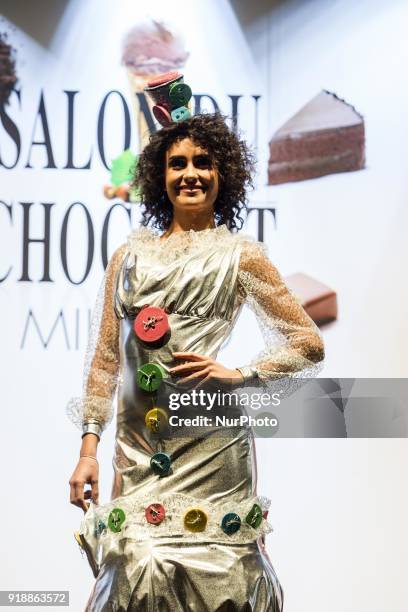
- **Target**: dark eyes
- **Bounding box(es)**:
[169,156,212,169]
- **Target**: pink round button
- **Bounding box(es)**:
[153,104,172,127]
[145,503,166,525]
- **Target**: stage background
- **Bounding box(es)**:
[1,0,408,610]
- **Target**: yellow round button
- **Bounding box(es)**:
[183,508,208,533]
[145,407,168,434]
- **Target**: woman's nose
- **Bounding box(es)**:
[184,162,199,181]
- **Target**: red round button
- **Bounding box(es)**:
[145,503,166,525]
[134,306,170,345]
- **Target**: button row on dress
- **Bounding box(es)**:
[135,299,172,474]
[134,305,173,477]
[100,503,265,536]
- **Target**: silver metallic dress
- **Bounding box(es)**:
[67,224,325,612]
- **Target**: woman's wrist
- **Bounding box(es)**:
[79,454,99,463]
[80,431,100,456]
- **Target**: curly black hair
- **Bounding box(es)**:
[131,112,256,232]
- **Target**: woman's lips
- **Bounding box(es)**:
[178,186,206,192]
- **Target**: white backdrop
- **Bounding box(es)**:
[1,1,408,610]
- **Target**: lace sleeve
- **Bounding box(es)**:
[236,239,325,385]
[66,243,128,438]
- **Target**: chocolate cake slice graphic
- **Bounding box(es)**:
[268,90,365,184]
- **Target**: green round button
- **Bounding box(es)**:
[137,363,165,392]
[108,508,126,533]
[169,82,192,107]
[245,503,263,529]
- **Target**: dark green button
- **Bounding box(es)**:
[245,503,263,529]
[137,363,165,392]
[108,508,126,533]
[169,82,192,107]
[221,512,241,535]
[150,451,172,476]
[95,520,107,537]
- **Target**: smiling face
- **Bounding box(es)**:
[164,137,219,217]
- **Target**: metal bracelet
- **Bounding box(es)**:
[236,366,259,383]
[82,420,102,440]
[79,454,99,463]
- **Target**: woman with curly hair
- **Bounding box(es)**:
[68,101,324,611]
[135,112,253,232]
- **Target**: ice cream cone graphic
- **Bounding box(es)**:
[121,20,189,151]
[125,71,155,150]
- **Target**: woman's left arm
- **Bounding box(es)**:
[170,239,324,387]
[235,239,325,384]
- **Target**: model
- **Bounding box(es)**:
[67,73,325,612]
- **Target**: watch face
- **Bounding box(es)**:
[134,305,170,345]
